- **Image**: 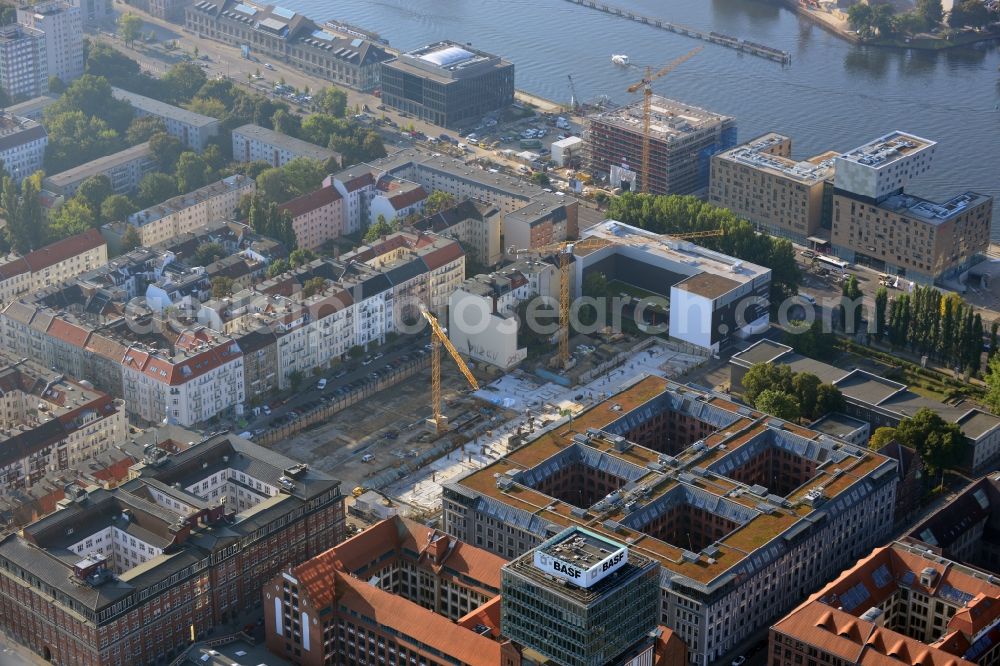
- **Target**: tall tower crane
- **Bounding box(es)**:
[421,308,479,434]
[511,227,724,369]
[625,47,702,194]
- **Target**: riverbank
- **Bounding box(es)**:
[790,0,1000,50]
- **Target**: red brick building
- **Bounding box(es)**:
[0,431,344,666]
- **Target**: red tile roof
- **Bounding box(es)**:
[341,172,374,192]
[387,186,427,211]
[122,333,242,385]
[46,317,91,349]
[420,241,465,271]
[278,185,342,219]
[0,257,30,281]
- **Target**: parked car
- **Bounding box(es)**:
[317,378,327,390]
[264,63,275,70]
[262,405,271,416]
[361,453,375,463]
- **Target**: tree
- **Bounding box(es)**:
[792,372,822,420]
[983,353,1000,415]
[185,97,227,119]
[841,274,863,332]
[193,242,225,266]
[916,0,944,27]
[149,132,185,173]
[126,116,166,145]
[531,171,551,187]
[266,258,290,278]
[271,109,301,137]
[874,286,888,340]
[893,408,964,476]
[76,175,113,214]
[949,0,993,27]
[754,389,801,421]
[423,190,456,216]
[364,214,394,243]
[49,198,97,240]
[815,383,846,416]
[990,320,999,358]
[741,363,795,405]
[848,2,875,38]
[256,167,288,203]
[137,172,178,208]
[869,426,897,451]
[46,74,133,133]
[175,151,210,193]
[871,2,898,36]
[786,320,836,360]
[281,157,325,197]
[289,247,317,268]
[314,87,347,117]
[43,111,123,173]
[48,76,65,94]
[1,176,23,252]
[302,276,326,298]
[211,276,234,299]
[119,224,142,252]
[288,369,304,392]
[162,62,207,104]
[118,13,142,47]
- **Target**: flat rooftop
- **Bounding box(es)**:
[877,190,991,225]
[837,131,935,169]
[809,412,869,440]
[452,376,894,591]
[112,87,219,129]
[233,123,340,163]
[588,95,734,142]
[44,142,151,188]
[582,220,770,288]
[128,174,252,227]
[388,40,509,84]
[716,132,836,184]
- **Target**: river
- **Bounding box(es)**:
[280,0,1000,235]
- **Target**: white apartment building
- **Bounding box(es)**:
[120,328,245,426]
[834,131,936,201]
[232,123,340,168]
[0,227,107,304]
[0,25,47,100]
[43,141,156,196]
[123,174,255,247]
[16,1,82,85]
[112,87,220,151]
[0,112,47,184]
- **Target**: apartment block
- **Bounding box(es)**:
[833,131,936,201]
[0,356,127,491]
[0,112,47,183]
[0,227,106,304]
[442,376,898,666]
[903,473,1000,576]
[16,1,82,85]
[414,199,504,267]
[448,258,558,370]
[232,123,341,168]
[111,86,220,151]
[2,93,57,121]
[0,25,47,100]
[709,133,836,244]
[264,516,521,666]
[587,95,737,195]
[770,541,1000,666]
[121,174,255,247]
[380,41,514,129]
[277,184,344,251]
[831,190,992,283]
[731,338,1000,474]
[0,430,344,666]
[185,1,391,91]
[43,141,156,196]
[330,147,578,248]
[369,174,427,224]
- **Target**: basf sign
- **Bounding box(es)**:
[533,546,629,588]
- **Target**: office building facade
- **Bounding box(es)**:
[0,25,47,100]
[380,41,514,129]
[16,1,82,85]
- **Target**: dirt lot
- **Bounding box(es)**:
[268,362,478,492]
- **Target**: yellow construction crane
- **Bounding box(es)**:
[512,227,725,369]
[421,308,479,434]
[626,47,702,194]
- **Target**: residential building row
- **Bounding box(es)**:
[442,375,899,666]
[329,147,578,255]
[2,93,58,121]
[0,227,107,304]
[42,140,157,196]
[0,355,127,492]
[0,112,47,184]
[709,130,992,284]
[111,86,221,152]
[730,338,1000,474]
[106,173,255,249]
[231,123,341,168]
[276,183,344,251]
[0,429,345,666]
[0,226,463,423]
[413,198,504,267]
[184,0,391,91]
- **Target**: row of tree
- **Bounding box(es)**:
[606,194,801,305]
[740,363,846,423]
[847,0,995,40]
[869,408,965,476]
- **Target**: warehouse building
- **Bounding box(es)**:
[380,41,514,129]
[442,375,898,666]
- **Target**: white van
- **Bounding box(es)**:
[361,453,375,463]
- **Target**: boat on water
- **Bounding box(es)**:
[611,54,629,66]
